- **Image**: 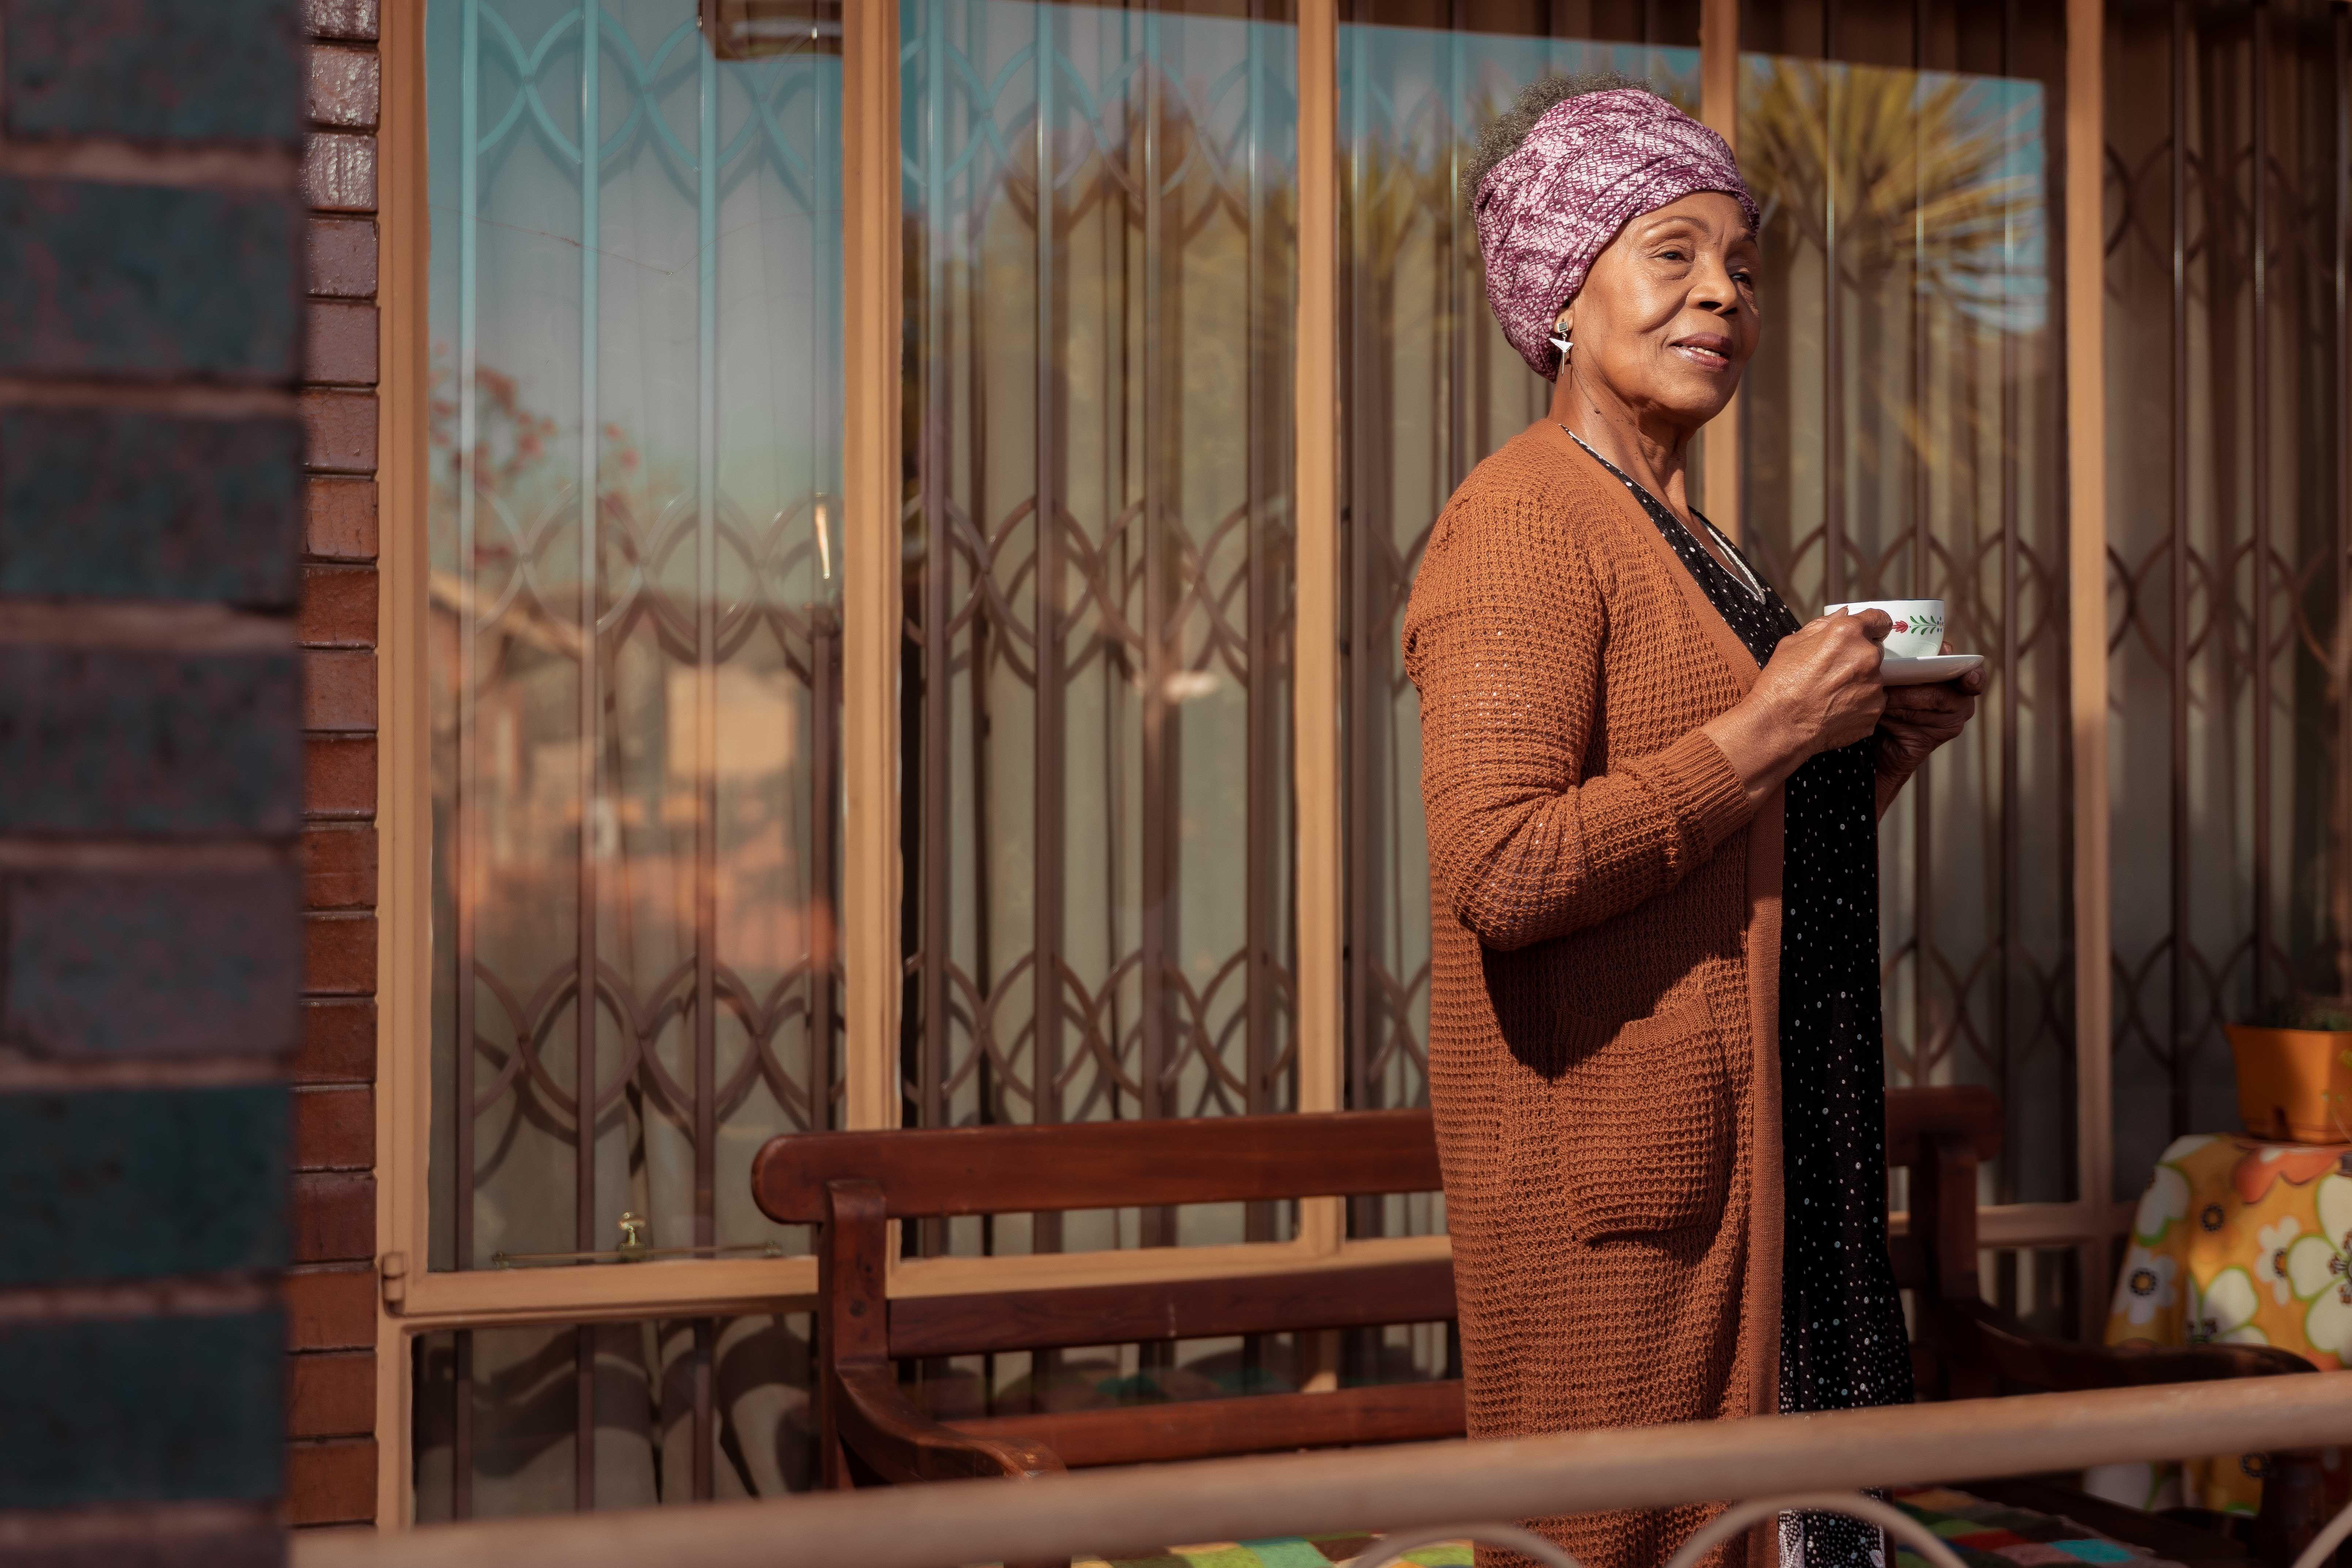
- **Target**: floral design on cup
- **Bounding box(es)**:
[1822,599,1948,660]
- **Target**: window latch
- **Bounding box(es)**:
[490,1210,787,1269]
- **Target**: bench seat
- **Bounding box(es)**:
[750,1090,2328,1566]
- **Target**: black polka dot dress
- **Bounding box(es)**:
[1572,433,1914,1568]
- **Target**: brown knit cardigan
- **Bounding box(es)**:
[1404,420,1786,1568]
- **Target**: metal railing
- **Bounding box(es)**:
[301,1374,2352,1568]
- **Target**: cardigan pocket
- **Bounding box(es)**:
[1555,992,1733,1244]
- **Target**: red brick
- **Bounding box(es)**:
[291,1171,374,1263]
[305,477,376,561]
[305,301,377,386]
[304,734,375,819]
[305,0,379,42]
[305,911,376,995]
[303,647,375,731]
[289,1350,375,1440]
[286,1437,375,1525]
[308,45,378,131]
[293,1085,372,1172]
[301,823,376,911]
[301,390,376,474]
[307,216,377,300]
[300,563,376,648]
[286,1264,376,1352]
[294,998,374,1083]
[303,132,376,214]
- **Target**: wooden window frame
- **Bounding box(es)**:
[369,0,2117,1526]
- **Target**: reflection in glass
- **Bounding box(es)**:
[425,0,844,1272]
[1736,6,2074,1206]
[2103,0,2351,1193]
[411,1314,816,1517]
[899,0,1300,1256]
[1338,0,2076,1225]
[1337,14,1699,1245]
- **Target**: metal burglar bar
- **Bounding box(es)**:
[383,0,2352,1525]
[1334,0,2080,1276]
[2103,0,2352,1195]
[428,0,845,1513]
[1735,1,2078,1243]
[898,0,1301,1252]
[409,1314,821,1517]
[1334,4,1702,1247]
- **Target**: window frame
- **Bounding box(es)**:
[371,0,2120,1526]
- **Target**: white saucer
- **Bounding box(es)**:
[1881,653,1984,687]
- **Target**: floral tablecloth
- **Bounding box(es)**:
[2101,1133,2352,1516]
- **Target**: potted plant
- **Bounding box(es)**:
[2225,997,2352,1143]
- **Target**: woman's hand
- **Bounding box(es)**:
[1873,641,1983,815]
[1703,610,1890,810]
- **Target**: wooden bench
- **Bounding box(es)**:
[752,1087,2324,1563]
[752,1105,1461,1485]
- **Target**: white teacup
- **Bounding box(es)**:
[1824,599,1945,660]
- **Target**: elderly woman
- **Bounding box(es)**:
[1403,79,1983,1568]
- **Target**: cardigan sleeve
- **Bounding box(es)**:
[1403,490,1753,952]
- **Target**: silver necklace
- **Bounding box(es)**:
[1564,428,1764,601]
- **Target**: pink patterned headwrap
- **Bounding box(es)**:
[1474,87,1759,380]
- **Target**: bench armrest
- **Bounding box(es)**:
[818,1179,1061,1489]
[833,1362,1067,1485]
[1920,1296,2315,1393]
[1920,1298,2325,1567]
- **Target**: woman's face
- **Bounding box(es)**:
[1557,190,1760,429]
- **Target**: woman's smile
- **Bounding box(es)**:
[1668,331,1734,370]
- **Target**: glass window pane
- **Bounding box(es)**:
[1335,9,1699,1243]
[900,0,1300,1256]
[1738,0,2073,1204]
[426,0,845,1271]
[2102,0,2349,1193]
[411,1314,816,1517]
[1341,0,2075,1223]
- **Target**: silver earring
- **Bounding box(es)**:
[1549,330,1572,363]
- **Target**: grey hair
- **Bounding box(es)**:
[1462,70,1646,244]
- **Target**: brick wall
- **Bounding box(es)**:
[286,0,381,1531]
[0,0,309,1561]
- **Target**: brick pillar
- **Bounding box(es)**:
[285,0,380,1531]
[0,1,309,1563]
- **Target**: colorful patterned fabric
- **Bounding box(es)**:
[1087,1537,1471,1568]
[1472,87,1759,379]
[1075,1490,2169,1568]
[1889,1486,2185,1568]
[2102,1133,2352,1515]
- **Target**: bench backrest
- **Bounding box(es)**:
[755,1107,1456,1359]
[1885,1083,2003,1303]
[752,1083,2005,1363]
[753,1107,1445,1221]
